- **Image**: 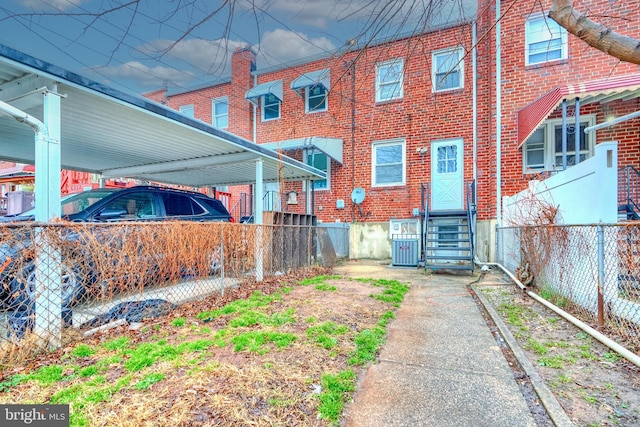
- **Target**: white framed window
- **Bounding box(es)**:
[305,150,329,190]
[376,59,404,102]
[523,116,595,172]
[262,93,280,121]
[306,85,328,113]
[372,139,406,186]
[179,105,194,117]
[212,97,228,128]
[525,14,568,65]
[432,47,464,92]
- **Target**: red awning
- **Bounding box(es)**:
[517,73,640,148]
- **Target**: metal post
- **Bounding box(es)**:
[596,224,605,328]
[35,87,63,348]
[255,159,264,281]
[575,97,581,165]
[562,99,567,170]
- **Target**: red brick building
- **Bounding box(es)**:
[3,0,638,262]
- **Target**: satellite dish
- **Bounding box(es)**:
[351,187,366,205]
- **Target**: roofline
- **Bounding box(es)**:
[0,43,325,181]
[165,76,232,97]
[253,19,476,75]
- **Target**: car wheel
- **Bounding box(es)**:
[9,260,87,311]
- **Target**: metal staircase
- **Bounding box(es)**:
[618,166,640,221]
[421,181,476,272]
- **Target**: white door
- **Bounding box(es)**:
[431,139,464,211]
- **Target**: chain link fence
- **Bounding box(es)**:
[0,222,323,355]
[497,223,640,354]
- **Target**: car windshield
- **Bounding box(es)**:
[17,189,121,217]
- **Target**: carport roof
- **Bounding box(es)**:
[0,44,325,187]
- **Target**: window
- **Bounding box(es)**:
[372,139,405,186]
[99,193,156,220]
[305,150,329,190]
[262,93,281,121]
[433,48,464,92]
[179,105,194,117]
[376,59,404,102]
[525,14,567,65]
[523,116,595,172]
[161,193,205,216]
[306,85,327,113]
[212,97,228,128]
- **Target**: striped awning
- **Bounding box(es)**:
[517,74,640,148]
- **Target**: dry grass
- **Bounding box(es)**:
[0,266,404,426]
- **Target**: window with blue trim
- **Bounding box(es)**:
[262,93,280,121]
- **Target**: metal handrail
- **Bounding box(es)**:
[620,166,640,220]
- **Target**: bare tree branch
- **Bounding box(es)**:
[550,0,640,65]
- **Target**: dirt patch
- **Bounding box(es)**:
[475,270,640,427]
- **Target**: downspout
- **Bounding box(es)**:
[350,61,356,223]
[495,0,502,227]
[472,22,478,188]
[0,100,48,147]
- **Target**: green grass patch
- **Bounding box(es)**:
[497,302,532,331]
[101,336,130,352]
[603,352,621,363]
[317,370,356,425]
[196,291,281,320]
[135,373,166,390]
[229,308,296,328]
[171,317,187,327]
[367,279,409,307]
[538,354,575,369]
[377,311,396,327]
[123,340,182,372]
[70,343,97,358]
[28,364,65,385]
[306,322,349,349]
[348,326,386,365]
[538,285,570,308]
[298,275,341,286]
[0,374,28,392]
[231,331,297,354]
[316,284,337,291]
[78,366,98,378]
[524,338,548,355]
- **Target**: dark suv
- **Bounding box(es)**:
[3,185,233,222]
[0,186,232,317]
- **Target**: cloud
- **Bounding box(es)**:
[136,38,249,75]
[96,29,336,90]
[94,61,196,89]
[17,0,88,11]
[256,29,336,68]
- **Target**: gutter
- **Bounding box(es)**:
[0,99,48,136]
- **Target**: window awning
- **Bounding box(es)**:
[245,80,283,105]
[291,69,331,93]
[517,73,640,148]
[260,137,343,165]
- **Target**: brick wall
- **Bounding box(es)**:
[496,0,640,207]
[142,0,640,224]
[250,28,476,223]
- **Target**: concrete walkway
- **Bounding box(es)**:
[336,261,537,427]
